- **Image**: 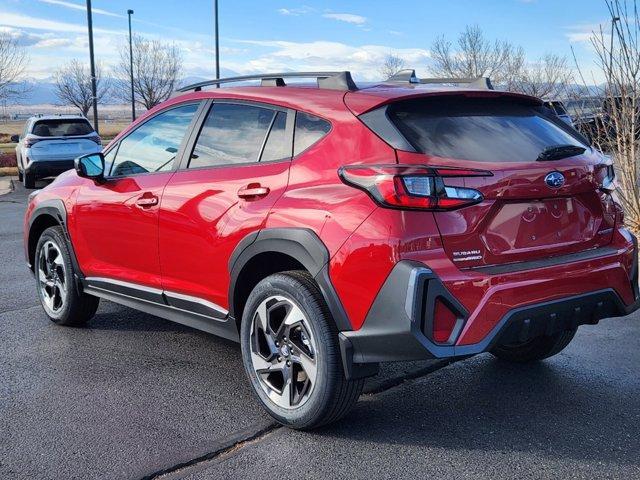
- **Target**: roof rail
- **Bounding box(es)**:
[386,69,494,90]
[177,71,358,93]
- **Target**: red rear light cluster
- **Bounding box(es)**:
[433,299,458,343]
[23,138,41,148]
[338,164,492,211]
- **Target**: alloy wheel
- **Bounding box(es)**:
[38,240,67,315]
[249,295,318,409]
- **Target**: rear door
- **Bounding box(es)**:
[389,95,615,269]
[158,100,293,309]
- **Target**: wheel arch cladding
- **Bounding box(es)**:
[27,200,67,271]
[228,228,353,332]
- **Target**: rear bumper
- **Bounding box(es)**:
[24,159,75,178]
[339,229,639,378]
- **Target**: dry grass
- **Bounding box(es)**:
[0,167,18,176]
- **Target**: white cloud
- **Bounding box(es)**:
[277,6,314,16]
[38,0,123,17]
[228,39,429,80]
[34,37,74,48]
[0,11,123,35]
[322,13,367,25]
[564,21,611,44]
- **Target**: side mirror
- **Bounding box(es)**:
[10,134,19,143]
[74,152,105,181]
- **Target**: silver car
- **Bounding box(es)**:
[12,115,101,188]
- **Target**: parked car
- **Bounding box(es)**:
[543,99,573,126]
[12,114,101,188]
[23,71,639,430]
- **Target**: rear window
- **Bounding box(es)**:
[388,97,587,163]
[31,119,94,137]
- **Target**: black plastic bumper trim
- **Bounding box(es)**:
[340,260,640,377]
[467,246,618,275]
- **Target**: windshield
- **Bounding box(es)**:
[31,119,94,137]
[388,97,587,163]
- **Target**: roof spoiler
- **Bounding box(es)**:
[177,71,358,93]
[386,69,494,90]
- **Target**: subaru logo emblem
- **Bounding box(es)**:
[545,171,565,189]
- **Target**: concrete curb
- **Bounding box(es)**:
[0,176,16,196]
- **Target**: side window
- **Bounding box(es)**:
[293,112,331,156]
[260,111,290,162]
[189,103,277,168]
[109,103,198,177]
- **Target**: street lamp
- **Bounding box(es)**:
[85,0,99,133]
[214,0,220,87]
[608,16,620,89]
[127,9,135,121]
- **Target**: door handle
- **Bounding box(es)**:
[135,194,159,207]
[237,183,270,199]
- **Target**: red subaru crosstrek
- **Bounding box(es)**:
[24,71,639,429]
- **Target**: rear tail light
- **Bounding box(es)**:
[88,135,102,145]
[338,164,492,211]
[23,138,41,148]
[598,162,616,193]
[433,299,459,343]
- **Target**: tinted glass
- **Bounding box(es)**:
[189,103,275,168]
[109,103,197,177]
[260,111,290,161]
[389,97,587,163]
[293,112,331,156]
[32,119,94,137]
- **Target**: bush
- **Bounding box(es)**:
[0,151,17,168]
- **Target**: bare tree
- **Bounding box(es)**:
[53,60,111,116]
[0,33,29,102]
[115,34,182,110]
[583,0,640,232]
[379,53,406,79]
[430,25,524,85]
[511,53,574,98]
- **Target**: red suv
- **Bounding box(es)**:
[24,71,639,429]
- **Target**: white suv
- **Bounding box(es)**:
[12,115,102,188]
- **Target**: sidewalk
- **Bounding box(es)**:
[0,176,16,196]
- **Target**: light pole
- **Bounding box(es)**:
[85,0,99,133]
[609,16,620,87]
[214,0,220,87]
[128,9,136,121]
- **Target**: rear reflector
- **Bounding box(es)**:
[433,299,458,343]
[338,164,491,211]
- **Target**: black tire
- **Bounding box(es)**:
[35,226,99,327]
[240,270,363,430]
[23,171,35,189]
[491,329,577,363]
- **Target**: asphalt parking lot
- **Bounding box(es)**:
[1,179,639,480]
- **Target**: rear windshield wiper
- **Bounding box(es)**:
[537,144,586,161]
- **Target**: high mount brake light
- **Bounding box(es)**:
[338,165,492,211]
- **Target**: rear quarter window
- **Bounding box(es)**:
[388,97,587,163]
[293,112,331,156]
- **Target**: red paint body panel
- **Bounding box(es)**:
[158,161,290,309]
[72,173,174,288]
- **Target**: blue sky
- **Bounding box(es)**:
[0,0,613,82]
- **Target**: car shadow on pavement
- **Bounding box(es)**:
[315,355,639,467]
